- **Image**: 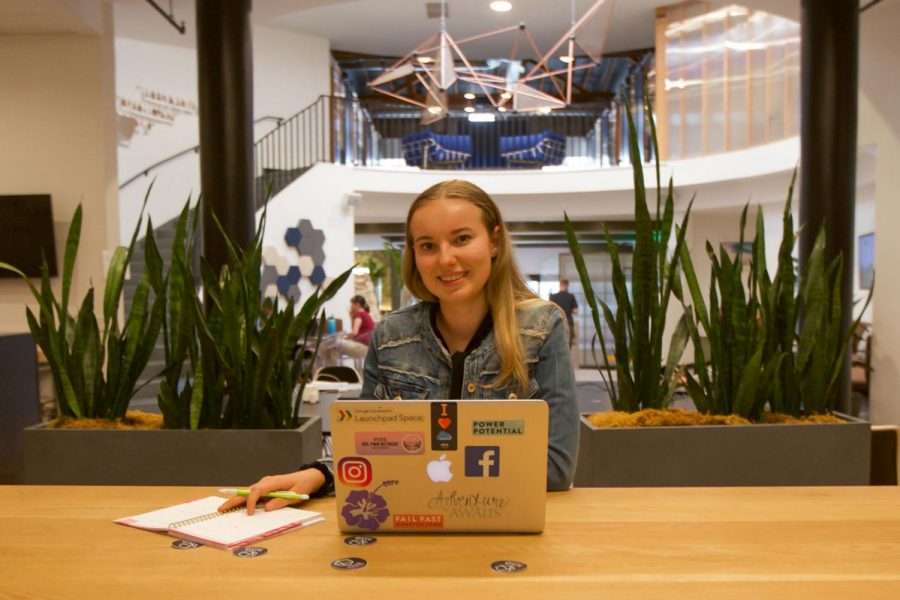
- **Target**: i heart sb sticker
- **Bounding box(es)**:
[430,401,457,451]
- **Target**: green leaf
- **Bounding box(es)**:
[733,344,763,418]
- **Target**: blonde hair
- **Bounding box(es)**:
[402,180,539,394]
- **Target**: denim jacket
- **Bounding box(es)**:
[360,300,579,491]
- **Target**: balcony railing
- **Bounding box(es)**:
[126,87,661,209]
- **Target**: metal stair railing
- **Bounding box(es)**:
[119,96,376,209]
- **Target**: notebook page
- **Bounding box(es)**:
[115,496,226,531]
[171,506,324,548]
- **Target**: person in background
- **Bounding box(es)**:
[220,179,579,514]
[549,278,578,349]
[326,295,375,363]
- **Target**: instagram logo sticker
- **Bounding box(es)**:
[338,457,373,487]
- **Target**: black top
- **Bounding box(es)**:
[549,290,578,325]
[429,303,494,398]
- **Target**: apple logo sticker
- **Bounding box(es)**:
[426,454,453,482]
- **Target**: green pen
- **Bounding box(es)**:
[219,488,309,501]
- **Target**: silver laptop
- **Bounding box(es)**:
[330,399,548,533]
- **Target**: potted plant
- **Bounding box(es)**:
[567,91,871,487]
[6,192,351,485]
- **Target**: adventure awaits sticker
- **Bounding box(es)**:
[471,419,525,436]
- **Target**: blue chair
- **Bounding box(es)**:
[401,131,473,168]
[499,130,566,167]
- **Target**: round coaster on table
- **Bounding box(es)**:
[343,535,378,546]
[232,546,268,558]
[331,557,368,570]
[490,560,528,573]
[171,539,202,550]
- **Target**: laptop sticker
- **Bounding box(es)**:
[233,547,268,559]
[355,431,425,455]
[340,480,399,532]
[392,514,445,529]
[465,446,500,477]
[471,419,525,436]
[337,456,373,487]
[331,557,367,570]
[343,535,377,546]
[428,489,508,518]
[431,401,458,451]
[426,454,453,482]
[490,560,528,573]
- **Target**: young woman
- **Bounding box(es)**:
[221,180,579,514]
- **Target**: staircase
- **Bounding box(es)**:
[120,95,375,411]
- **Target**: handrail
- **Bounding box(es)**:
[119,115,286,190]
[119,144,199,189]
[253,95,376,207]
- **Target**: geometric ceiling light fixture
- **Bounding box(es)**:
[368,0,616,122]
[522,0,617,107]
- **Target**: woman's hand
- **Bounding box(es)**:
[217,467,326,515]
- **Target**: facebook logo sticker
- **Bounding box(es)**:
[465,446,500,477]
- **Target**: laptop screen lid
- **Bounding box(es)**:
[330,399,548,533]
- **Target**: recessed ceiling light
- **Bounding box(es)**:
[490,1,512,13]
[464,106,476,113]
[464,92,476,100]
[418,56,433,64]
[427,106,443,114]
[559,55,574,64]
[500,91,512,99]
[538,106,552,114]
[498,106,507,112]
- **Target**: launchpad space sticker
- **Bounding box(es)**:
[430,401,457,451]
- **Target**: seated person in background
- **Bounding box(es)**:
[336,295,375,360]
[220,179,579,514]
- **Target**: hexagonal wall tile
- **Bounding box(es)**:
[261,264,280,289]
[297,255,315,276]
[286,265,302,284]
[284,227,302,248]
[276,275,292,297]
[263,246,291,273]
[310,265,327,286]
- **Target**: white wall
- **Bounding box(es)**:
[0,4,119,335]
[115,20,331,239]
[860,0,900,426]
[260,163,357,321]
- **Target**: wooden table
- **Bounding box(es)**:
[1,486,899,598]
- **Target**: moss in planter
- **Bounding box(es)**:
[587,408,845,428]
[51,410,163,430]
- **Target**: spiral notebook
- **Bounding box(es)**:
[115,496,324,549]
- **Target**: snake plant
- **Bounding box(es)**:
[565,89,693,412]
[0,190,163,420]
[679,173,872,417]
[145,197,352,429]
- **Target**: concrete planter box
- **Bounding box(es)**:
[22,416,322,486]
[574,413,871,487]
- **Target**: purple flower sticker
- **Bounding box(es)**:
[340,481,398,531]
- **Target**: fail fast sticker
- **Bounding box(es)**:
[355,431,425,455]
[171,539,202,550]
